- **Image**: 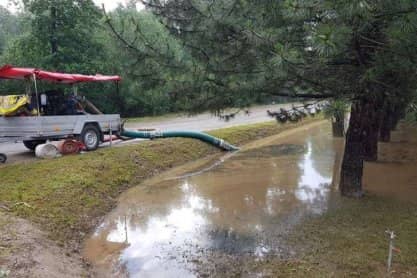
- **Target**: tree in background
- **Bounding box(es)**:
[0,6,22,58]
[323,99,349,137]
[102,6,194,115]
[5,0,103,72]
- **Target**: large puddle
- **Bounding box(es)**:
[84,122,342,277]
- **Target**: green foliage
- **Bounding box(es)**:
[0,6,21,57]
[323,99,349,119]
[15,0,102,72]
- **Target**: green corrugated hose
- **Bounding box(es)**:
[120,129,239,151]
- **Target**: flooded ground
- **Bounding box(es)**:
[363,123,417,203]
[83,121,343,277]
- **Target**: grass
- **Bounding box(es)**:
[269,195,417,277]
[124,112,183,123]
[0,117,319,244]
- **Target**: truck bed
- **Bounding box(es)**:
[0,114,121,139]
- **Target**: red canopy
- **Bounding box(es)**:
[0,65,121,84]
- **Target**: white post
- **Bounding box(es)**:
[386,230,396,274]
[109,121,112,147]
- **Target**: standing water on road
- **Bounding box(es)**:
[84,122,342,277]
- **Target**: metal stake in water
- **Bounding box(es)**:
[386,230,396,274]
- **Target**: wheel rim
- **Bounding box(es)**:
[84,130,98,149]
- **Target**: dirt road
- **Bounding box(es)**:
[0,104,295,163]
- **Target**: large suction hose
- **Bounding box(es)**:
[120,129,239,151]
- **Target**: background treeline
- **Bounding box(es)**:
[0,1,285,117]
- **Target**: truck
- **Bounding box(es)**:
[0,65,122,162]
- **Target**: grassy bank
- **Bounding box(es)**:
[0,117,319,244]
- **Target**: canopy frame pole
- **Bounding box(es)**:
[32,73,40,117]
[73,84,78,96]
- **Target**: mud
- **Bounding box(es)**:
[0,212,86,278]
[83,121,340,277]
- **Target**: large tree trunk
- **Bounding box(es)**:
[361,96,384,161]
[391,103,405,131]
[332,113,345,137]
[339,101,364,197]
[379,102,392,142]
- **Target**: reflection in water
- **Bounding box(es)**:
[84,123,339,277]
[295,141,332,213]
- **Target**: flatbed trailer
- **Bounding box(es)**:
[0,114,121,149]
[0,65,122,162]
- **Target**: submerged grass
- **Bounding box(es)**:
[0,117,318,244]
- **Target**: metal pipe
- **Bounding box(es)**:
[32,74,40,117]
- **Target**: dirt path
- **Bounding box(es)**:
[0,104,294,164]
[0,212,86,278]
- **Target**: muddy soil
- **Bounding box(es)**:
[0,212,86,278]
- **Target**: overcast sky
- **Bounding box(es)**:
[0,0,144,13]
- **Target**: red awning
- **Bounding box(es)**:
[0,65,35,80]
[0,65,121,84]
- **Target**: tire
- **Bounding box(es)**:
[23,140,46,151]
[0,153,6,163]
[80,124,101,151]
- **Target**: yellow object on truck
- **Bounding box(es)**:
[0,95,35,116]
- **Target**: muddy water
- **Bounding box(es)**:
[363,123,417,202]
[84,122,342,277]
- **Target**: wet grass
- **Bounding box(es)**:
[0,117,319,245]
[124,112,183,124]
[248,194,417,277]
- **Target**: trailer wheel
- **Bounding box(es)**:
[23,140,46,151]
[0,153,6,163]
[80,124,100,151]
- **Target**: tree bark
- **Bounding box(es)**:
[379,102,392,142]
[362,101,380,161]
[391,104,406,131]
[362,99,382,162]
[331,113,345,137]
[339,101,364,197]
